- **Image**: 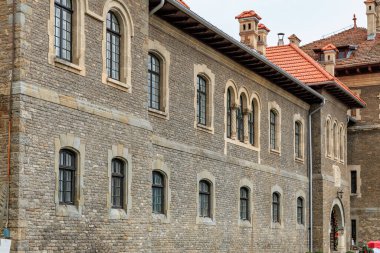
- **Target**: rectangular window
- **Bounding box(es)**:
[352,219,357,244]
[351,171,357,194]
[54,0,73,62]
[270,111,277,150]
[197,76,207,126]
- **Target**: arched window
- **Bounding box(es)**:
[270,110,277,150]
[54,0,73,61]
[326,119,331,156]
[237,96,244,142]
[272,192,280,223]
[295,121,302,158]
[333,123,337,158]
[199,180,211,217]
[240,187,249,220]
[340,127,344,161]
[197,75,207,125]
[111,158,125,209]
[152,171,165,214]
[249,101,255,145]
[148,53,161,110]
[59,149,76,204]
[227,89,232,138]
[297,197,304,225]
[106,11,121,80]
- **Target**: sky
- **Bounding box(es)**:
[185,0,366,46]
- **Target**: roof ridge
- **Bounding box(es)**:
[289,43,334,81]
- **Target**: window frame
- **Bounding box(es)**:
[351,170,357,194]
[106,11,121,81]
[197,75,208,126]
[59,149,76,205]
[237,96,244,142]
[152,171,165,214]
[297,197,304,225]
[272,192,281,223]
[148,53,161,111]
[199,180,211,218]
[240,187,250,221]
[227,88,232,138]
[249,101,255,145]
[270,109,278,150]
[54,0,73,62]
[295,121,302,159]
[111,158,125,209]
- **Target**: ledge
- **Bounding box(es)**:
[105,77,131,93]
[196,123,214,134]
[148,108,169,120]
[196,216,216,226]
[225,138,260,152]
[295,157,305,164]
[270,149,281,156]
[109,208,128,220]
[54,57,85,76]
[56,204,81,218]
[238,219,252,228]
[152,213,170,224]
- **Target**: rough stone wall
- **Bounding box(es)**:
[311,91,351,252]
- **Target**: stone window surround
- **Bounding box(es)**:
[326,116,332,158]
[107,144,133,220]
[54,133,85,217]
[224,80,261,152]
[293,114,305,162]
[268,101,282,155]
[238,178,254,228]
[148,40,171,119]
[333,120,339,160]
[196,170,216,225]
[152,155,171,224]
[271,185,284,229]
[326,115,345,163]
[339,123,345,163]
[295,190,306,230]
[351,215,359,245]
[193,64,215,134]
[349,165,362,198]
[48,0,86,75]
[101,0,134,92]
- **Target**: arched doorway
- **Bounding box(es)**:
[329,200,345,253]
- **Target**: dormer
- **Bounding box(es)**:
[235,10,262,50]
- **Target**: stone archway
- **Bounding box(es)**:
[329,199,346,253]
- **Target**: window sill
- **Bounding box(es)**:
[270,149,281,156]
[56,204,81,218]
[238,219,252,228]
[296,224,306,230]
[152,213,170,224]
[271,221,283,229]
[196,216,216,225]
[54,57,85,76]
[109,208,128,220]
[295,157,304,163]
[225,138,260,152]
[105,77,131,92]
[148,108,168,120]
[196,123,214,134]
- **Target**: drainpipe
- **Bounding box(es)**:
[308,100,325,252]
[150,0,165,16]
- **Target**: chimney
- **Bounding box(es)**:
[257,23,270,55]
[288,34,301,47]
[365,0,377,39]
[322,44,338,76]
[277,33,285,46]
[235,10,262,50]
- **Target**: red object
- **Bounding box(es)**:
[368,241,380,249]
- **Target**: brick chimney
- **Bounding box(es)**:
[288,34,301,47]
[235,10,262,50]
[365,0,378,39]
[257,24,270,55]
[322,44,338,76]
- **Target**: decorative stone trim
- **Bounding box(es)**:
[107,144,133,220]
[295,190,306,230]
[196,170,216,225]
[152,155,171,224]
[101,0,134,91]
[148,40,171,118]
[349,165,362,198]
[293,113,305,162]
[268,101,282,154]
[54,133,85,217]
[193,64,215,133]
[238,178,254,228]
[48,0,86,75]
[271,185,284,229]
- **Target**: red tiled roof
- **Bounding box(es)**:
[177,0,190,9]
[266,44,366,107]
[322,43,338,52]
[301,27,380,69]
[235,10,262,20]
[258,23,270,32]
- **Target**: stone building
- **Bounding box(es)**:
[302,0,380,246]
[0,0,364,252]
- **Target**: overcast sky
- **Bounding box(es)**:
[185,0,366,46]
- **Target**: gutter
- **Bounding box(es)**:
[161,0,325,103]
[308,100,326,253]
[150,0,165,16]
